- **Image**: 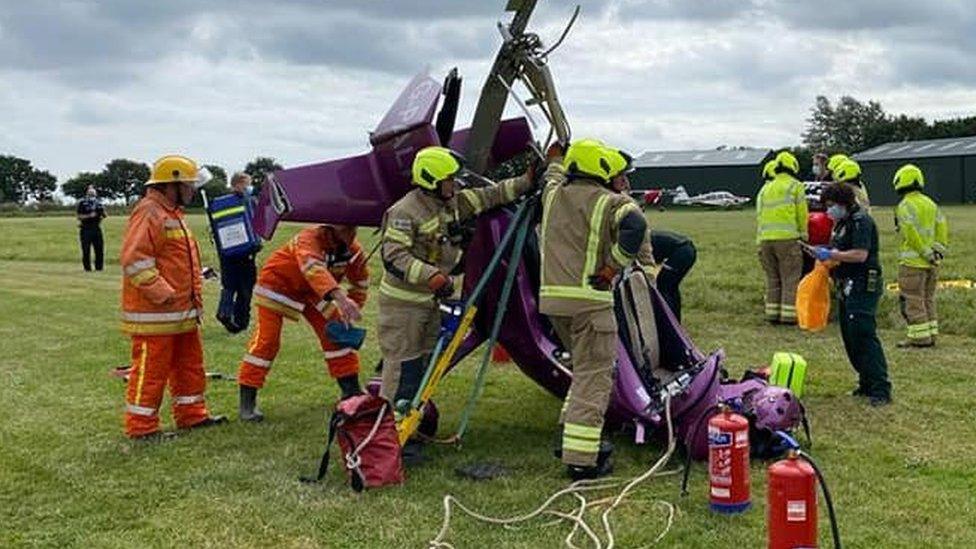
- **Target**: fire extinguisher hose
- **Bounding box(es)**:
[799,451,842,549]
[680,404,721,495]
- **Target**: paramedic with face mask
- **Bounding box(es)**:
[812,183,891,407]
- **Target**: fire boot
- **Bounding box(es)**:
[186,415,229,430]
[565,440,614,481]
[238,385,264,422]
[393,357,425,416]
[337,374,363,400]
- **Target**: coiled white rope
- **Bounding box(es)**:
[428,396,677,549]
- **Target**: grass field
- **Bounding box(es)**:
[1,207,974,548]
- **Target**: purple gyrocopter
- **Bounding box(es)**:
[251,1,786,459]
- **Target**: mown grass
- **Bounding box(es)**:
[1,207,974,548]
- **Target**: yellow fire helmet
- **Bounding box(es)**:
[893,163,925,191]
[762,159,777,182]
[146,155,211,189]
[773,150,800,177]
[564,138,630,184]
[832,159,862,183]
[826,153,849,174]
[411,146,465,191]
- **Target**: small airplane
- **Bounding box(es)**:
[670,185,751,209]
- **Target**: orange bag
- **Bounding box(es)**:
[796,262,830,332]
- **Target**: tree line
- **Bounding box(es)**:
[0,156,282,207]
[3,95,976,206]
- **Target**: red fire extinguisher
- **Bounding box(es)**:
[767,432,842,549]
[707,405,751,513]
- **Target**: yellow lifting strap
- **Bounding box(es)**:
[397,305,479,445]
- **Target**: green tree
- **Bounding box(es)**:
[0,155,35,203]
[244,157,283,191]
[101,159,151,202]
[0,155,58,204]
[25,169,57,202]
[62,172,108,200]
[802,96,888,153]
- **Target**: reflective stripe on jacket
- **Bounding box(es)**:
[756,173,808,243]
[379,173,532,303]
[539,166,641,316]
[254,225,369,318]
[895,191,949,268]
[120,191,203,335]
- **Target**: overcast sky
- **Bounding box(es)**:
[2,0,975,181]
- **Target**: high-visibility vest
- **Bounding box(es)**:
[756,174,807,243]
[896,191,949,269]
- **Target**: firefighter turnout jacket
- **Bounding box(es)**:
[895,191,948,269]
[756,173,808,243]
[120,191,203,335]
[253,225,369,319]
[379,174,533,303]
[539,167,648,316]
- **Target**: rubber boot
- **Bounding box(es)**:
[187,415,229,430]
[564,440,614,481]
[238,385,264,422]
[337,374,363,400]
[393,357,425,415]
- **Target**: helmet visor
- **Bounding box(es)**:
[193,166,213,189]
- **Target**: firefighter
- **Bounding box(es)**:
[813,183,891,406]
[825,153,849,182]
[377,146,537,414]
[76,184,106,271]
[831,159,871,211]
[756,151,808,324]
[892,164,949,348]
[215,172,260,333]
[237,224,368,421]
[119,155,226,439]
[540,139,647,479]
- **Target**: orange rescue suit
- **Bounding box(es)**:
[238,225,370,388]
[119,190,211,437]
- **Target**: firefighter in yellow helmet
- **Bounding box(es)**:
[832,159,871,211]
[825,153,849,181]
[377,146,543,419]
[540,139,647,479]
[892,164,949,348]
[756,150,808,324]
[119,155,226,439]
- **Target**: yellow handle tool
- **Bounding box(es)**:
[397,305,479,445]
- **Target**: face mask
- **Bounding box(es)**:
[812,165,822,176]
[244,185,254,196]
[826,204,847,221]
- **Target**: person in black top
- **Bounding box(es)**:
[76,185,106,271]
[216,172,260,333]
[810,183,891,406]
[650,230,696,321]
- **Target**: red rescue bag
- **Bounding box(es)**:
[302,394,404,491]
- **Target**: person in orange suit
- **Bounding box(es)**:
[120,155,227,440]
[237,224,368,421]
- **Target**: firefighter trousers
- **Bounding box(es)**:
[898,265,938,344]
[759,239,803,323]
[238,305,361,389]
[377,294,441,404]
[125,329,211,437]
[550,307,618,467]
[837,277,891,400]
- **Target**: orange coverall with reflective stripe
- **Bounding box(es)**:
[119,190,210,437]
[239,225,370,388]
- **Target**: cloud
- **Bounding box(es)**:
[0,0,975,181]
